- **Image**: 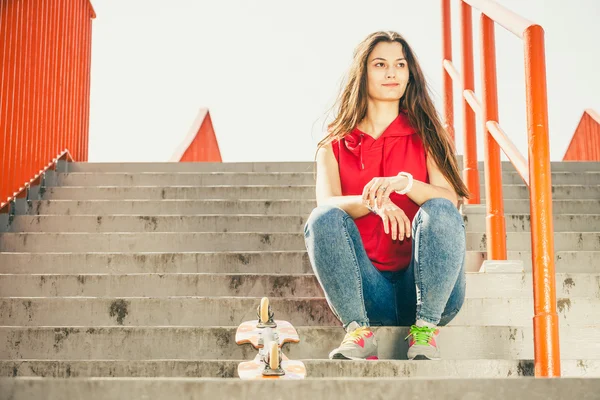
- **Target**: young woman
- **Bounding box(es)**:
[304,31,470,361]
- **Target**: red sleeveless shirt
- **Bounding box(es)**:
[331,111,429,272]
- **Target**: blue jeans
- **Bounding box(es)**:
[303,198,466,329]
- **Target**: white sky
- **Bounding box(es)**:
[88,0,600,163]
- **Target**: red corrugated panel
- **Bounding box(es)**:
[563,109,600,161]
[0,0,95,208]
[171,108,222,162]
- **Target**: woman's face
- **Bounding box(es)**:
[365,41,410,102]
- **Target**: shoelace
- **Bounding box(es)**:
[341,326,371,345]
[404,325,436,345]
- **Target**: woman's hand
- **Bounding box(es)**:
[372,198,411,241]
[362,175,408,209]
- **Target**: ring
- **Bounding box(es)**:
[380,186,387,192]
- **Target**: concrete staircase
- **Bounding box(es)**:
[1,160,600,398]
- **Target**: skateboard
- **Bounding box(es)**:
[235,297,307,379]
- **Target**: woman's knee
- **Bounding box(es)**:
[304,205,348,238]
[417,197,464,231]
[414,197,466,268]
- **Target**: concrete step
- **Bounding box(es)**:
[28,199,600,216]
[0,273,596,299]
[7,213,600,233]
[463,214,600,232]
[52,172,600,187]
[1,231,600,252]
[1,325,598,360]
[457,160,600,172]
[66,160,600,173]
[478,185,600,200]
[0,251,311,274]
[0,232,303,252]
[0,250,598,275]
[3,359,599,378]
[462,200,600,214]
[55,172,317,187]
[0,250,595,276]
[7,215,308,233]
[66,162,316,173]
[465,251,600,273]
[45,185,317,200]
[0,297,596,327]
[465,232,600,251]
[4,377,599,400]
[29,199,313,216]
[42,184,600,201]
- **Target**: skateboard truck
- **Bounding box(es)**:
[262,365,285,376]
[256,298,277,328]
[261,336,285,376]
[262,339,285,376]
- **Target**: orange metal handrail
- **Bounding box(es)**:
[0,0,95,211]
[441,0,454,142]
[459,3,480,204]
[480,13,507,261]
[463,0,534,36]
[441,0,560,377]
[464,90,482,115]
[486,122,529,185]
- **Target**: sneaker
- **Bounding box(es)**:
[405,324,441,360]
[328,321,378,360]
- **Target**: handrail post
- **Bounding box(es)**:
[441,0,454,142]
[523,24,561,377]
[460,2,480,204]
[480,14,507,260]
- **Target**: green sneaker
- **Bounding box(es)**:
[405,325,441,360]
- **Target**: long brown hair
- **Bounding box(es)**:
[317,31,469,199]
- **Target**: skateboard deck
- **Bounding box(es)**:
[235,319,300,348]
[238,354,307,380]
[236,298,306,380]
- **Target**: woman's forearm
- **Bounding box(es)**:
[405,179,458,207]
[319,178,458,220]
[318,195,372,219]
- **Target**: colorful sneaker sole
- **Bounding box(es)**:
[409,354,441,361]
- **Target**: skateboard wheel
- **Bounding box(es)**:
[269,341,280,370]
[260,297,270,324]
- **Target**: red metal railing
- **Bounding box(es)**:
[0,0,95,210]
[563,109,600,161]
[442,0,560,377]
